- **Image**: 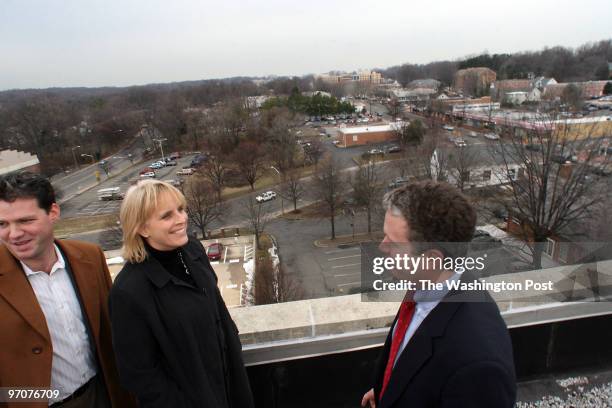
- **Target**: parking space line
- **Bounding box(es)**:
[223,246,228,263]
[334,272,361,278]
[229,259,240,264]
[328,254,361,261]
[210,261,219,265]
[324,248,360,255]
[337,281,361,287]
[331,263,361,269]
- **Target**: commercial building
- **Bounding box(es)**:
[319,70,383,85]
[336,123,400,147]
[0,149,40,176]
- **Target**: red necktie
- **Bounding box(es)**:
[380,300,416,400]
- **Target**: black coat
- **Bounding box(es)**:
[373,282,516,408]
[109,238,254,408]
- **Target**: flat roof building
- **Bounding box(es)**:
[336,123,400,147]
[0,149,40,176]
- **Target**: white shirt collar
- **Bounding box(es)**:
[21,244,65,276]
[413,270,461,307]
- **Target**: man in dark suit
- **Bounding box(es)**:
[362,181,516,408]
[0,172,135,408]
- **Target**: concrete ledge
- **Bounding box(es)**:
[231,261,612,366]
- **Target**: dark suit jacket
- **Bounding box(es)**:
[109,237,254,408]
[373,281,516,408]
[0,240,136,408]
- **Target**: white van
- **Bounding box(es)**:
[97,187,123,201]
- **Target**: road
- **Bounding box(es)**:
[52,144,145,204]
[60,152,192,218]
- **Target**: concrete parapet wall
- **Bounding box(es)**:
[231,261,612,365]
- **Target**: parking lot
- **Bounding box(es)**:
[202,235,256,308]
[309,245,364,295]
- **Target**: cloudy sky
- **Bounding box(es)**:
[1,0,611,90]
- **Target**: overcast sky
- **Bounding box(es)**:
[1,0,611,90]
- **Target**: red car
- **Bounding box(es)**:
[207,243,224,261]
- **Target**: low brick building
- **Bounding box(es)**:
[336,124,400,147]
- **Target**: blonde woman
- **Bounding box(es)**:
[109,179,254,408]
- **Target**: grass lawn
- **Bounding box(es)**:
[54,213,119,237]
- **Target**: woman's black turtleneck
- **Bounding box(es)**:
[144,242,195,286]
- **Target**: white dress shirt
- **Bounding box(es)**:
[391,272,461,368]
[21,245,97,404]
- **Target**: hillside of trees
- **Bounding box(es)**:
[382,39,612,86]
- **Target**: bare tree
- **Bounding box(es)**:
[396,132,448,181]
[279,169,305,212]
[254,256,303,305]
[303,139,325,167]
[243,195,272,249]
[491,114,610,269]
[183,176,226,239]
[448,146,479,191]
[201,151,227,200]
[351,159,384,234]
[561,83,582,112]
[266,114,297,173]
[313,156,345,240]
[233,141,264,190]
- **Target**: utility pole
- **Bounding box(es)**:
[71,146,81,170]
[153,138,167,161]
[270,166,284,215]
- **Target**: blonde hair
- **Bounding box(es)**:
[120,179,187,263]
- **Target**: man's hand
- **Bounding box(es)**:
[361,388,376,408]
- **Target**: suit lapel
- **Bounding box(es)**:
[0,246,50,342]
[56,241,101,342]
[381,300,463,408]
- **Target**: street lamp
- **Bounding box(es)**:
[153,138,167,162]
[270,166,284,215]
[81,153,95,165]
[71,146,81,169]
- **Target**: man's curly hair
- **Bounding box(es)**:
[383,181,476,257]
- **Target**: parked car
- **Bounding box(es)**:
[256,191,277,203]
[387,176,411,190]
[591,164,611,176]
[169,152,181,160]
[163,179,183,187]
[150,161,165,169]
[140,171,156,178]
[387,145,402,153]
[368,148,383,155]
[551,153,576,164]
[176,168,195,176]
[525,144,542,152]
[484,133,500,140]
[454,138,467,148]
[165,160,178,166]
[470,229,502,251]
[468,131,479,138]
[207,243,224,261]
[442,125,455,131]
[97,187,123,201]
